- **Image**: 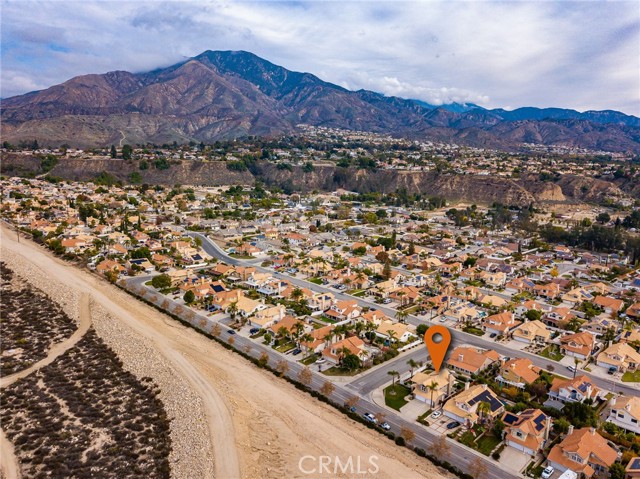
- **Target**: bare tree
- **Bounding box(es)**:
[228,336,235,346]
[468,457,489,479]
[320,381,335,397]
[211,324,221,336]
[374,412,386,424]
[431,435,450,459]
[243,344,252,355]
[345,396,359,409]
[258,352,269,368]
[400,427,416,444]
[298,367,313,386]
[276,360,290,377]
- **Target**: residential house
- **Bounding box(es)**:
[309,292,335,311]
[502,409,551,456]
[561,331,596,360]
[593,296,624,315]
[562,287,595,307]
[548,375,601,407]
[511,320,551,345]
[443,383,504,426]
[325,300,362,321]
[250,304,287,329]
[497,358,541,388]
[447,346,500,376]
[301,325,342,354]
[606,395,640,435]
[321,336,369,364]
[580,317,620,338]
[411,369,455,407]
[534,282,561,300]
[481,311,521,336]
[596,342,640,373]
[375,320,415,343]
[547,427,619,478]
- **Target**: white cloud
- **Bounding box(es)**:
[1,0,638,115]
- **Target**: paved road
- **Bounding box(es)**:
[190,232,638,398]
[127,271,516,479]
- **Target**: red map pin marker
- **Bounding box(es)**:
[424,325,451,373]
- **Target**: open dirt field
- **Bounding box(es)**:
[1,225,450,479]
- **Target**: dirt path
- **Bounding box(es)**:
[0,429,21,479]
[0,225,449,479]
[1,293,91,389]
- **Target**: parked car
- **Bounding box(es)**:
[431,411,442,419]
[346,405,356,412]
[363,413,377,424]
[291,348,302,355]
[227,329,236,335]
[489,333,497,338]
[439,316,447,322]
[541,466,554,479]
[446,421,461,430]
[380,422,391,430]
[608,367,617,375]
[249,328,260,335]
[316,358,326,364]
[567,365,577,373]
[383,298,392,304]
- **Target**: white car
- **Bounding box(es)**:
[431,411,442,419]
[316,358,326,364]
[541,466,554,479]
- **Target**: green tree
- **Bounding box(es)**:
[183,290,195,304]
[525,309,542,322]
[110,145,117,158]
[342,354,361,371]
[151,274,172,289]
[387,370,400,386]
[609,463,626,479]
[122,144,133,160]
[596,212,611,224]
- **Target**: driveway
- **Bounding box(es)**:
[499,446,532,474]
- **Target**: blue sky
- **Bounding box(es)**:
[2,0,639,115]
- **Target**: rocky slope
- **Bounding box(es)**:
[2,50,639,153]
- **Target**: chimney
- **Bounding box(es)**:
[459,354,464,362]
[544,415,552,441]
[590,427,595,436]
[465,381,470,391]
[568,425,574,436]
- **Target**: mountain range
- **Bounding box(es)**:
[2,50,639,153]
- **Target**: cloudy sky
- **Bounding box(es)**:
[2,0,639,115]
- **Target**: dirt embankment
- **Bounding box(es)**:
[3,153,633,206]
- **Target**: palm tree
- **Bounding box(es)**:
[428,380,439,408]
[477,401,491,424]
[387,329,398,344]
[228,300,239,323]
[396,309,409,324]
[291,286,304,301]
[387,370,400,387]
[300,333,314,354]
[573,357,580,378]
[407,359,419,377]
[277,326,289,340]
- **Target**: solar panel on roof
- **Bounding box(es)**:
[578,383,588,392]
[533,414,546,431]
[503,412,518,425]
[631,458,640,470]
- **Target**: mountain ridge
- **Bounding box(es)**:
[2,50,639,152]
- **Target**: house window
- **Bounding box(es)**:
[618,413,625,418]
[632,419,638,424]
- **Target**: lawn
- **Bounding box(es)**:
[275,341,296,353]
[301,355,318,365]
[539,346,564,361]
[350,289,366,297]
[622,370,640,382]
[462,326,484,336]
[476,434,501,455]
[309,278,323,285]
[384,384,411,411]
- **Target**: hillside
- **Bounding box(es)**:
[2,154,634,206]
